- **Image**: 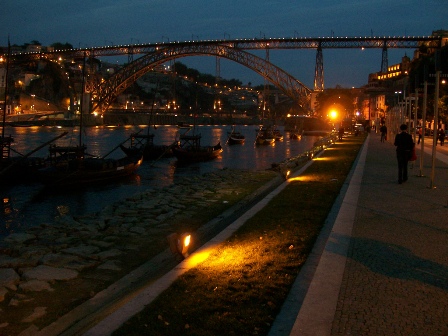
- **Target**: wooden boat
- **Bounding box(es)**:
[289,132,302,140]
[1,133,68,185]
[227,132,245,145]
[172,133,222,162]
[226,126,245,145]
[120,80,175,161]
[37,53,142,188]
[38,144,143,187]
[255,127,275,146]
[273,129,284,141]
[121,131,175,160]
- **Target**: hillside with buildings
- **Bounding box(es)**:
[1,31,447,129]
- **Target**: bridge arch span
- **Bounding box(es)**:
[91,44,312,113]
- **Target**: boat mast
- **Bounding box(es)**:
[1,37,11,140]
[79,52,86,148]
[148,79,159,134]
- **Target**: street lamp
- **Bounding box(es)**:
[394,91,403,131]
[329,110,337,120]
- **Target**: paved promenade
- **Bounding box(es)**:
[270,133,448,336]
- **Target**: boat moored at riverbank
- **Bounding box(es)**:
[172,133,223,162]
[38,144,143,187]
[255,127,275,145]
[0,125,324,236]
[121,131,176,160]
[0,132,68,185]
[226,126,245,145]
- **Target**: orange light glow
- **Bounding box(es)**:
[287,175,316,183]
[183,248,212,268]
[183,234,191,247]
[330,110,338,119]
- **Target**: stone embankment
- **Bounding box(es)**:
[0,168,280,335]
[0,134,336,335]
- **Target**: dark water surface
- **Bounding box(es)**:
[0,125,321,236]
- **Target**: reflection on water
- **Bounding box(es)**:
[0,125,321,236]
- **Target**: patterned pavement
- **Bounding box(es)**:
[270,132,448,336]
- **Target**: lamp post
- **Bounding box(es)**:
[406,95,415,130]
[394,91,402,134]
[1,41,10,140]
[418,81,428,178]
[429,70,441,189]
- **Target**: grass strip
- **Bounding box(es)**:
[114,135,366,336]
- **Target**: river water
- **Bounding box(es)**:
[0,124,321,236]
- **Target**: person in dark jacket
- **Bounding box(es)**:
[394,124,414,184]
[438,128,445,146]
[380,124,387,142]
[338,126,344,140]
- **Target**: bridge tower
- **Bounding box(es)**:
[214,56,221,116]
[381,40,388,73]
[263,44,271,118]
[314,42,324,91]
[128,45,134,64]
[215,56,220,82]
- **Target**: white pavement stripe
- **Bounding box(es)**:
[289,136,369,336]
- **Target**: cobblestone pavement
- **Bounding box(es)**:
[332,134,448,336]
[271,132,448,336]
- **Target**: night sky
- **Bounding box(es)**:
[2,0,447,88]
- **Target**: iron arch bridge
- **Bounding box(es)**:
[89,44,312,114]
[6,36,443,113]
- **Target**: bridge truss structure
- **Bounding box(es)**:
[6,36,443,114]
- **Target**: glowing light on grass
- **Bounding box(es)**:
[287,175,316,182]
[184,242,254,270]
[184,248,212,268]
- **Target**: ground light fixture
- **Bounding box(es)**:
[167,232,192,259]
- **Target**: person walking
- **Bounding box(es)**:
[394,124,414,184]
[438,128,445,146]
[417,127,422,144]
[380,124,387,142]
[338,126,344,140]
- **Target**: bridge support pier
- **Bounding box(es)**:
[314,43,324,91]
[381,41,388,73]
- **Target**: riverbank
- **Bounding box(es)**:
[0,167,285,335]
[0,134,345,335]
